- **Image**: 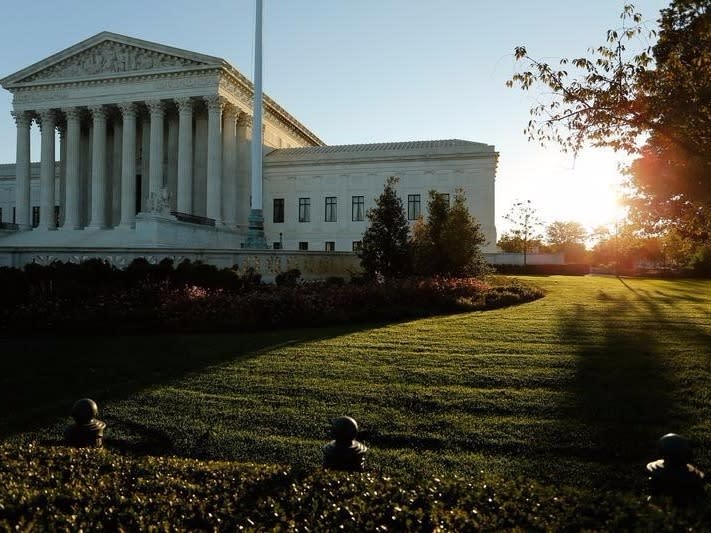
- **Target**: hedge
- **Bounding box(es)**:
[0,443,708,531]
[0,260,544,334]
[493,263,591,276]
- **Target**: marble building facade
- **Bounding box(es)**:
[0,32,497,274]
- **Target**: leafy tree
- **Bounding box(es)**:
[507,1,711,243]
[502,200,543,266]
[359,176,410,279]
[545,221,587,248]
[496,233,542,254]
[545,220,588,262]
[412,191,489,277]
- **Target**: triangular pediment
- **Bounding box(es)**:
[2,32,225,87]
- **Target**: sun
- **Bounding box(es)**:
[531,148,627,231]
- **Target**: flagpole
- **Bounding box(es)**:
[246,0,267,248]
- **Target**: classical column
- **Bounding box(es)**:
[236,113,253,227]
[58,122,67,227]
[140,113,150,212]
[87,105,108,229]
[112,118,123,226]
[166,113,178,211]
[118,103,137,228]
[37,109,57,230]
[63,107,82,229]
[222,106,239,226]
[146,100,165,207]
[11,110,32,229]
[175,97,193,214]
[205,95,224,223]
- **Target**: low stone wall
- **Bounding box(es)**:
[0,247,362,282]
[0,246,557,280]
[486,252,565,265]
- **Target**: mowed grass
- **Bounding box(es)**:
[4,276,711,490]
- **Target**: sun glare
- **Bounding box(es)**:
[501,148,627,233]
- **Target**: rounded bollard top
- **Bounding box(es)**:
[71,398,99,425]
[331,416,359,443]
[658,433,691,465]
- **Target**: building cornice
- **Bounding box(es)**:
[265,151,498,169]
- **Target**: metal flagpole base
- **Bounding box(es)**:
[245,208,267,249]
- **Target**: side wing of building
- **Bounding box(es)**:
[263,140,497,253]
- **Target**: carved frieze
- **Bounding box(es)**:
[21,41,206,83]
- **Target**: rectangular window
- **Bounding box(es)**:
[325,241,335,252]
[273,242,282,250]
[0,207,3,223]
[407,194,421,220]
[352,241,362,252]
[298,241,308,251]
[352,196,364,221]
[12,207,16,224]
[54,205,60,227]
[273,198,284,223]
[32,206,39,228]
[298,198,310,223]
[325,197,337,222]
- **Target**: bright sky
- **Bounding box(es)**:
[0,0,669,236]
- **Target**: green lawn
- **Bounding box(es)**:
[3,276,710,491]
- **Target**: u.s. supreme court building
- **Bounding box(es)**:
[0,32,497,278]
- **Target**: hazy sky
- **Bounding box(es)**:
[0,0,670,234]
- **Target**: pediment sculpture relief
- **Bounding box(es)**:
[22,41,205,83]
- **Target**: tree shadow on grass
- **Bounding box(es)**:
[0,323,379,442]
[553,283,688,488]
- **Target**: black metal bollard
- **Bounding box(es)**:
[322,416,367,472]
[64,398,107,448]
[646,433,706,504]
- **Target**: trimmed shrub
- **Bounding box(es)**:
[0,266,544,335]
[689,245,711,277]
[0,443,709,531]
[275,268,301,287]
[494,263,591,276]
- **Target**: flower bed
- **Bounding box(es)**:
[0,260,544,334]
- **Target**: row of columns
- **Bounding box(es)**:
[11,96,251,231]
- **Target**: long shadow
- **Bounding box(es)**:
[0,322,380,441]
[552,280,692,489]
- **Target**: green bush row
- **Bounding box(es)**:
[0,258,262,305]
[0,444,708,531]
[493,263,591,276]
[0,260,544,334]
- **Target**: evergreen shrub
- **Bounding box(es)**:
[0,443,708,531]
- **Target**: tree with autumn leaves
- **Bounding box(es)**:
[507,1,711,268]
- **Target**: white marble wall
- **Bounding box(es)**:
[262,147,498,253]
